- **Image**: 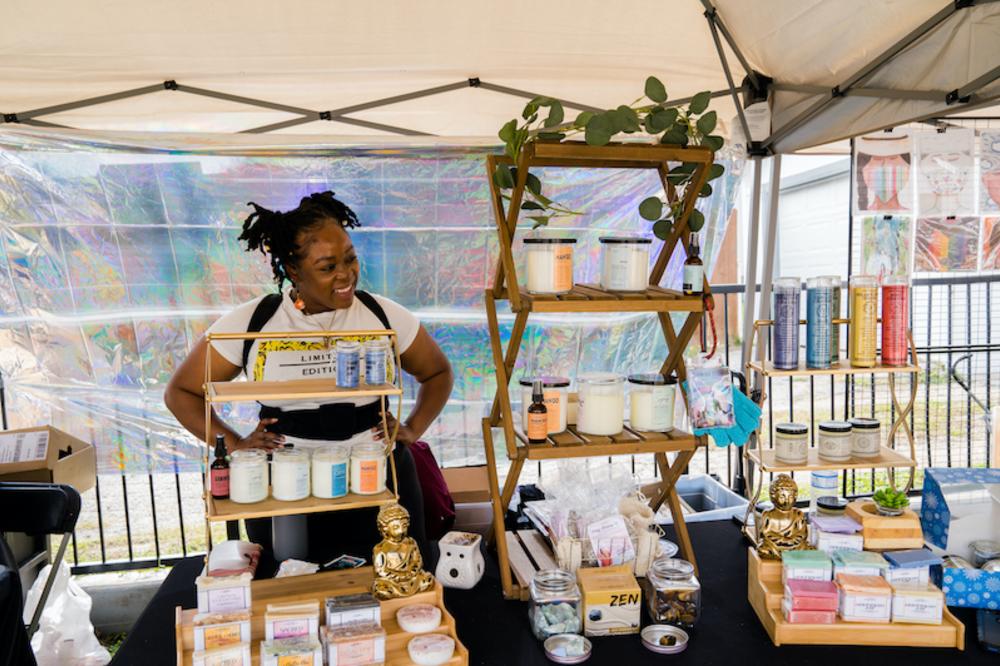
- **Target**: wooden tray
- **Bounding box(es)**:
[175,567,469,665]
[747,548,964,649]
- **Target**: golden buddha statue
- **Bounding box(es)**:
[757,473,808,560]
[371,502,434,599]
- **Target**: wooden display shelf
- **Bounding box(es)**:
[747,445,916,474]
[175,568,468,665]
[205,379,401,404]
[512,424,700,460]
[746,359,919,378]
[747,548,964,649]
[519,284,703,313]
[521,140,714,169]
[206,490,396,522]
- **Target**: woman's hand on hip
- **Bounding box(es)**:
[372,413,417,447]
[231,418,285,452]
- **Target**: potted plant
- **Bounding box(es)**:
[872,487,910,517]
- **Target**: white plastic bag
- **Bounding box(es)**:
[22,562,111,666]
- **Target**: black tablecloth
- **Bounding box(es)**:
[115,520,995,665]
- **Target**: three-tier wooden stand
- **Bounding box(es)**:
[481,141,712,600]
[201,329,403,538]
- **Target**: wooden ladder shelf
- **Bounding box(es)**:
[481,140,713,599]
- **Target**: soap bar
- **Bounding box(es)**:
[396,604,442,633]
[192,610,252,651]
[260,637,323,666]
[782,598,836,624]
[781,550,832,583]
[836,574,892,623]
[192,643,251,666]
[265,600,320,641]
[813,530,864,554]
[195,572,252,614]
[809,515,862,534]
[325,593,381,628]
[883,549,940,588]
[324,622,386,666]
[891,583,944,625]
[408,634,456,666]
[832,550,888,578]
[784,579,838,612]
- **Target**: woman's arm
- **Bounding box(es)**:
[375,325,453,446]
[164,337,285,452]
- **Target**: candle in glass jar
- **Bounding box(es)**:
[336,340,361,388]
[271,448,310,501]
[881,278,909,366]
[806,277,832,369]
[773,278,801,370]
[229,450,268,504]
[849,276,878,368]
[524,237,576,294]
[599,236,651,292]
[823,276,842,364]
[577,372,625,436]
[519,376,569,434]
[351,442,387,495]
[312,444,350,499]
[627,373,676,432]
[364,338,390,385]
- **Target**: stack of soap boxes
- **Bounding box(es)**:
[324,593,386,666]
[192,572,253,666]
[780,546,944,625]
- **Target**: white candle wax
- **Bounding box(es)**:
[525,238,575,294]
[271,449,310,501]
[577,372,625,436]
[228,450,268,504]
[351,442,387,495]
[312,444,350,499]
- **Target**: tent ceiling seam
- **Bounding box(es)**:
[700,0,761,90]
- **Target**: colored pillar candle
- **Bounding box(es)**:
[773,278,801,370]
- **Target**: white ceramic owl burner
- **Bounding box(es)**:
[435,531,485,590]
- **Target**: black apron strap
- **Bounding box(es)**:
[354,290,391,330]
[242,292,284,374]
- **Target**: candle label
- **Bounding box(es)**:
[206,586,249,613]
[359,460,379,493]
[784,567,829,582]
[894,594,941,622]
[210,468,230,497]
[335,638,375,664]
[272,618,310,639]
[775,436,807,462]
[542,390,562,433]
[850,287,877,366]
[806,286,831,368]
[841,593,890,620]
[553,245,573,292]
[773,289,800,369]
[682,264,703,294]
[331,462,348,497]
[881,284,908,366]
[887,568,926,587]
[232,466,266,502]
[853,430,880,456]
[527,412,547,441]
[202,623,242,649]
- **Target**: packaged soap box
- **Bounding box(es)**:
[920,467,1000,609]
[576,564,641,636]
[783,579,837,624]
[809,514,864,553]
[326,593,381,628]
[883,548,940,588]
[265,600,320,641]
[192,643,251,666]
[836,574,892,623]
[781,550,832,584]
[192,610,252,651]
[195,572,252,614]
[832,550,888,578]
[891,583,944,625]
[260,637,323,666]
[324,623,386,666]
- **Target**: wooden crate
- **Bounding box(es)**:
[844,500,924,550]
[747,548,964,649]
[503,530,559,602]
[175,567,468,665]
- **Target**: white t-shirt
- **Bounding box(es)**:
[206,288,419,411]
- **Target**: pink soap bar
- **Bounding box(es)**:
[782,599,837,624]
[785,579,839,611]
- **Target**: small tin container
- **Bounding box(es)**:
[336,339,361,388]
[640,625,689,654]
[849,417,881,458]
[542,634,592,664]
[774,422,808,464]
[971,540,1000,568]
[817,420,853,461]
[816,496,849,516]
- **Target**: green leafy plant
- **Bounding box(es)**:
[493,76,726,237]
[872,487,910,510]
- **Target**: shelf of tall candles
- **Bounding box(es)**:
[201,328,403,523]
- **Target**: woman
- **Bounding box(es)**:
[165,191,453,574]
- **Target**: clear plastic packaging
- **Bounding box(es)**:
[685,362,734,429]
[336,339,361,388]
[529,569,582,640]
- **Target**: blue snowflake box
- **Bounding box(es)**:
[921,467,1000,609]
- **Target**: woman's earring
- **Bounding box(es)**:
[291,286,305,311]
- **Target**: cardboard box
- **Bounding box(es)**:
[576,564,641,636]
[920,467,1000,610]
[441,465,491,504]
[0,426,96,493]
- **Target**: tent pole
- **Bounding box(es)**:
[704,10,754,150]
[763,1,962,150]
[740,157,764,371]
[953,63,1000,102]
[754,155,782,391]
[700,0,760,90]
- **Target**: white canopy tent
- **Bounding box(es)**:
[2,0,999,414]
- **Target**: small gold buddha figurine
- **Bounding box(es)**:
[757,473,808,560]
[371,502,434,599]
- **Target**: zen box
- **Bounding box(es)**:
[921,467,1000,609]
[0,425,96,492]
[192,611,252,651]
[325,592,381,627]
[196,572,252,614]
[576,565,641,636]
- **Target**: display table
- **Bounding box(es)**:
[114,521,995,665]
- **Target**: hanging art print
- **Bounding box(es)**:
[983,218,1000,270]
[915,129,975,216]
[861,215,911,281]
[854,132,912,214]
[981,131,1000,213]
[914,217,979,272]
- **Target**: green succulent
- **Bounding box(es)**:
[494,76,726,236]
[872,487,910,510]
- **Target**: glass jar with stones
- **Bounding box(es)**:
[643,557,701,629]
[528,569,582,640]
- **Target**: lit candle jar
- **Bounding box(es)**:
[271,449,310,501]
[364,338,390,385]
[849,417,881,458]
[627,373,676,432]
[524,236,576,294]
[351,442,387,495]
[817,421,853,461]
[599,236,651,292]
[519,376,570,435]
[577,372,625,436]
[229,450,268,504]
[774,422,809,464]
[336,340,361,388]
[312,444,350,499]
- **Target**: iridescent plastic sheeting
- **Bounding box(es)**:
[0,131,744,473]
